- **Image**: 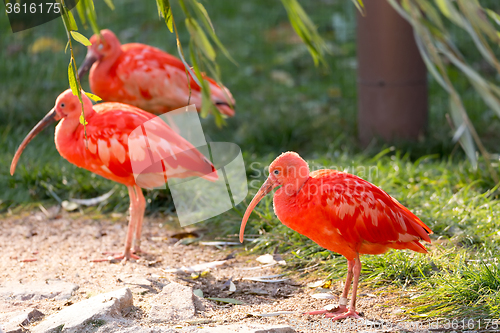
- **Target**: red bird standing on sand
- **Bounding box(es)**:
[78,29,235,116]
[11,90,217,262]
[240,152,432,320]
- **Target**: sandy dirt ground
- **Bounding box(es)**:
[0,208,432,332]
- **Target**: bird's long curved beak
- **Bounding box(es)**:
[78,50,100,78]
[10,108,58,176]
[239,177,276,243]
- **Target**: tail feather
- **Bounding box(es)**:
[389,240,428,253]
[392,196,433,243]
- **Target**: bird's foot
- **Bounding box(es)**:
[325,309,361,320]
[131,247,151,256]
[304,304,348,316]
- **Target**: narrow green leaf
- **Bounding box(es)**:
[176,42,202,88]
[449,98,477,169]
[75,1,87,26]
[200,81,213,118]
[194,2,214,32]
[66,7,79,31]
[85,92,102,102]
[65,40,70,53]
[83,0,100,34]
[71,31,92,46]
[189,0,236,64]
[206,297,244,305]
[103,0,115,10]
[185,18,216,61]
[350,0,365,15]
[435,0,452,19]
[86,0,95,12]
[486,9,500,26]
[280,0,327,66]
[68,59,78,96]
[79,114,88,125]
[156,0,173,33]
[188,43,216,119]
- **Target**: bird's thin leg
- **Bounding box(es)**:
[119,186,141,261]
[132,185,146,254]
[305,259,355,316]
[93,186,140,262]
[327,255,362,320]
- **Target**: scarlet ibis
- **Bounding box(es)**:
[11,89,217,262]
[78,29,235,117]
[239,152,432,320]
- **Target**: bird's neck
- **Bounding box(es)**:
[56,109,96,139]
[279,176,310,197]
[91,48,122,78]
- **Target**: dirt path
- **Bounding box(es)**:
[0,209,424,332]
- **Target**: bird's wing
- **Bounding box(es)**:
[117,44,234,115]
[82,103,216,187]
[310,170,431,246]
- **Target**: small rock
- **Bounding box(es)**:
[248,288,269,296]
[188,324,295,333]
[117,274,152,294]
[0,280,79,301]
[118,274,151,287]
[1,308,44,333]
[252,326,295,333]
[32,288,132,333]
[148,282,195,322]
[96,322,175,332]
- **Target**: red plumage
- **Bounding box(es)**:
[240,152,432,320]
[11,90,218,262]
[79,30,235,116]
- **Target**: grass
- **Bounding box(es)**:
[1,0,500,323]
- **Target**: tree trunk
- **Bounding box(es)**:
[357,0,428,146]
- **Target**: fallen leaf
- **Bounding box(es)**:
[163,260,227,273]
[311,293,336,299]
[61,200,79,211]
[170,231,201,239]
[307,280,325,288]
[187,319,214,325]
[256,254,275,265]
[70,188,115,206]
[193,289,204,298]
[247,311,295,317]
[206,297,244,305]
[243,274,289,283]
[200,241,240,246]
[248,288,269,295]
[238,263,276,271]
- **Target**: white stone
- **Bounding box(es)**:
[0,280,79,301]
[32,288,132,333]
[148,282,195,323]
[1,308,44,333]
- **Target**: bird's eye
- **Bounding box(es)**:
[60,103,65,108]
[98,44,104,50]
[273,170,280,175]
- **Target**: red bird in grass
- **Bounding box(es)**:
[78,29,235,117]
[11,89,217,262]
[239,152,432,320]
